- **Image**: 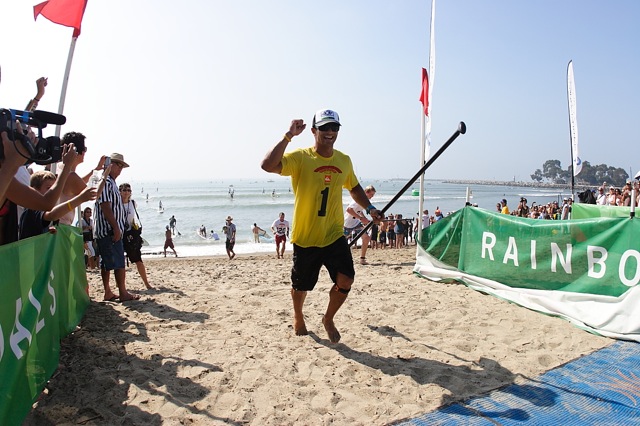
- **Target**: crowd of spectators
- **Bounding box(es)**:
[594,182,639,207]
[1,72,144,302]
[496,181,639,220]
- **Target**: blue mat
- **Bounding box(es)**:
[400,341,640,425]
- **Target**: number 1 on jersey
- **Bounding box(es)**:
[318,187,329,217]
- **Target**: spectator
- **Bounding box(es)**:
[596,187,607,205]
[421,209,430,229]
[3,143,77,245]
[561,198,573,220]
[500,199,510,215]
[19,170,96,239]
[164,225,178,257]
[79,206,98,270]
[516,197,529,217]
[57,132,108,226]
[271,212,289,259]
[224,215,236,259]
[94,153,139,302]
[394,213,405,249]
[343,185,376,264]
[120,183,152,289]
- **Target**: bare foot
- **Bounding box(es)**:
[145,283,153,289]
[119,292,140,302]
[294,317,308,336]
[322,316,341,343]
[230,253,236,260]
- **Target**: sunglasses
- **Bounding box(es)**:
[316,123,340,132]
[120,188,131,192]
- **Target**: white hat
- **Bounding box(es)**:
[313,109,340,128]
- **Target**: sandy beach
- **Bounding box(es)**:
[25,246,610,425]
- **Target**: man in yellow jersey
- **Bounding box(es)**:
[261,109,382,343]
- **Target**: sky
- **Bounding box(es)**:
[1,0,639,183]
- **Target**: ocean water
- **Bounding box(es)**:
[90,177,572,258]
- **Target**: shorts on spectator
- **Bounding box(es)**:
[97,236,126,270]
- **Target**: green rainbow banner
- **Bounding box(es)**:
[415,207,640,341]
[571,203,632,219]
[0,225,89,425]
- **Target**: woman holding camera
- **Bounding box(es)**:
[119,183,152,289]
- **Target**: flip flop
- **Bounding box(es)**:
[119,293,141,302]
[102,295,119,303]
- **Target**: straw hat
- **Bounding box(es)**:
[109,152,129,167]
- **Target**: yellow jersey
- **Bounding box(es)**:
[281,147,359,248]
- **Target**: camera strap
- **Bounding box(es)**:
[132,199,142,229]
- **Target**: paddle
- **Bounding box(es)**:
[349,121,467,246]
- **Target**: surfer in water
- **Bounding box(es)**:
[252,223,266,243]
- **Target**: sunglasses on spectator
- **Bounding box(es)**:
[316,123,340,132]
[120,188,131,192]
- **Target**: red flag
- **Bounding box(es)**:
[419,68,429,116]
[34,0,88,37]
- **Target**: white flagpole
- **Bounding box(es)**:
[51,36,78,175]
[53,36,80,225]
[418,94,426,236]
[56,36,78,138]
[567,60,580,200]
[427,0,436,158]
[418,0,435,240]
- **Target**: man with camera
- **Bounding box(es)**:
[94,153,140,302]
[1,139,77,245]
[0,74,77,244]
[516,197,530,218]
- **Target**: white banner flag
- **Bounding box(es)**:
[567,60,582,176]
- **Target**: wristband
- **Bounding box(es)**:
[283,133,292,143]
[67,202,73,212]
[365,205,377,215]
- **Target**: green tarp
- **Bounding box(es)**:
[0,225,89,425]
[415,207,640,341]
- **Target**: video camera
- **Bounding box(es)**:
[0,108,66,165]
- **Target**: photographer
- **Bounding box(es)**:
[57,131,108,225]
[1,73,73,244]
[1,143,78,245]
[516,197,530,218]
